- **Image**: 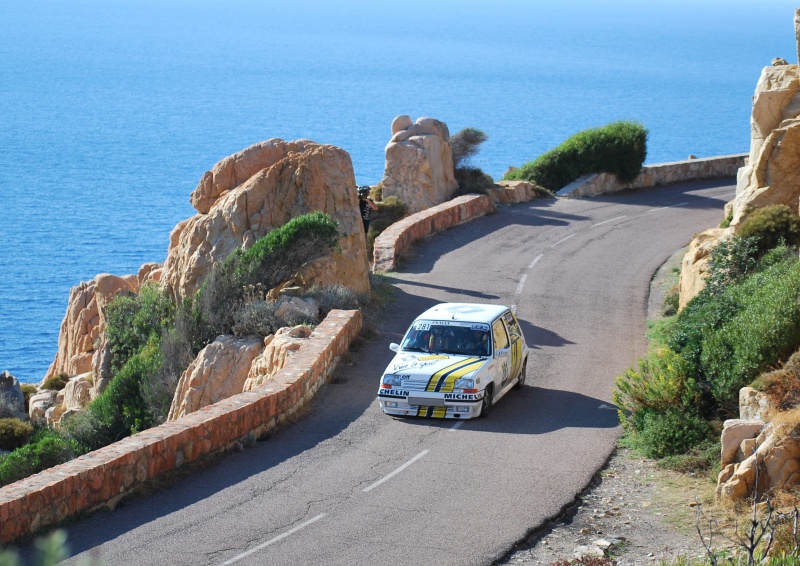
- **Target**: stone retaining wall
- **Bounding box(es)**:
[372,194,495,272]
[556,154,747,198]
[0,309,362,544]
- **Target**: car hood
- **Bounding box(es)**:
[386,352,488,382]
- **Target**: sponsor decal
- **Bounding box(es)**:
[379,390,409,398]
[444,393,479,401]
[419,355,449,361]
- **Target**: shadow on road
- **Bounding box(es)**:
[393,385,619,436]
[588,178,736,211]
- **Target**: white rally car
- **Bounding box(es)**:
[378,303,529,419]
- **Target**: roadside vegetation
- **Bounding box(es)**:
[450,127,496,196]
[611,204,800,564]
[503,121,648,192]
[0,212,369,486]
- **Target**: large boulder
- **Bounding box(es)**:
[29,390,57,424]
[63,372,94,411]
[678,227,732,309]
[243,325,312,392]
[381,116,458,214]
[717,423,800,502]
[161,139,370,303]
[167,335,264,420]
[0,371,25,418]
[730,62,800,225]
[43,273,139,382]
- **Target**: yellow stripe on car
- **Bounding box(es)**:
[424,358,484,393]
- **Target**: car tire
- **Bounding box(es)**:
[479,385,493,418]
[514,359,527,389]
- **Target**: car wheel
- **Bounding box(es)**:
[514,359,528,389]
[479,385,493,418]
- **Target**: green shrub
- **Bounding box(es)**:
[197,212,341,340]
[628,407,711,459]
[613,347,696,427]
[738,204,800,255]
[105,282,174,374]
[454,166,495,196]
[0,418,33,451]
[0,428,77,487]
[503,121,648,191]
[64,334,162,452]
[702,236,759,297]
[42,373,68,391]
[657,439,720,475]
[366,196,407,256]
[304,284,363,315]
[451,127,488,169]
[671,255,800,413]
[20,384,37,413]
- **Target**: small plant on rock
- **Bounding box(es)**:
[42,373,69,391]
[0,418,34,451]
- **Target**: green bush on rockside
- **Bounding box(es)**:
[0,418,34,451]
[63,334,162,452]
[738,204,800,256]
[41,373,68,391]
[196,211,341,341]
[503,121,648,191]
[105,282,175,374]
[366,196,407,257]
[0,428,77,488]
[670,254,800,413]
[450,127,495,197]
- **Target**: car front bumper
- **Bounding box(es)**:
[378,390,484,419]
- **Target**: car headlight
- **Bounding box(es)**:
[382,374,403,386]
[454,377,474,390]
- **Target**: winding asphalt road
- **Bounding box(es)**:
[39,179,733,566]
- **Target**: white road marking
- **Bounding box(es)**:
[646,202,688,213]
[591,215,627,228]
[221,513,327,564]
[528,253,543,269]
[512,254,543,314]
[515,274,528,295]
[449,421,464,431]
[362,450,430,492]
[551,233,575,248]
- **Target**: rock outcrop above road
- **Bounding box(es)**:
[167,335,264,420]
[162,139,370,302]
[681,22,800,307]
[678,227,732,309]
[381,116,458,214]
[44,274,138,382]
[729,58,800,226]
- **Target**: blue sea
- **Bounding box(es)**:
[0,0,796,383]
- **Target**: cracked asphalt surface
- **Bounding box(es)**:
[22,180,732,566]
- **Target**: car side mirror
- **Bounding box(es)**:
[389,343,400,353]
[495,347,509,358]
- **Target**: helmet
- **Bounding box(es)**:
[357,185,370,198]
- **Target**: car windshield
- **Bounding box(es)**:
[401,321,491,357]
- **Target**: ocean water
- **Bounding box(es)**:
[0,0,796,383]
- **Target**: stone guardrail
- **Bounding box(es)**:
[372,194,495,272]
[556,153,747,198]
[0,309,362,544]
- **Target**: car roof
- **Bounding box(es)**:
[413,303,510,325]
